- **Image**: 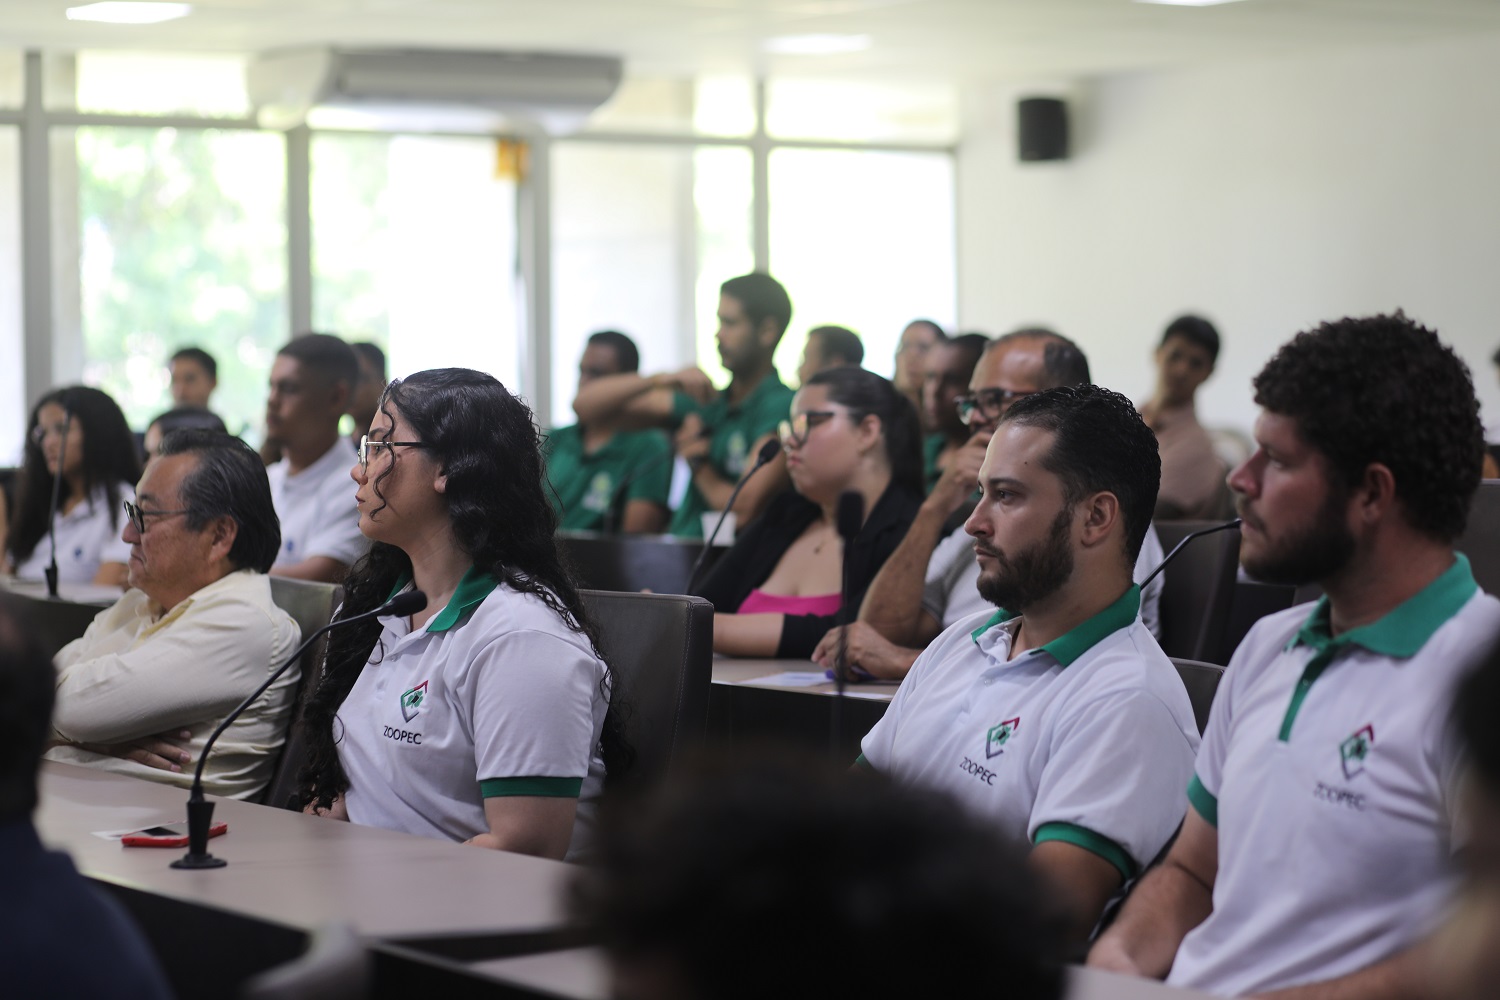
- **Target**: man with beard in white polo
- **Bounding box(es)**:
[1090,313,1500,998]
[858,384,1199,947]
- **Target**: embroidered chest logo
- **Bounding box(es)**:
[400,680,430,723]
[1339,724,1375,780]
[986,717,1020,759]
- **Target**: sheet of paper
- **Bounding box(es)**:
[742,672,830,688]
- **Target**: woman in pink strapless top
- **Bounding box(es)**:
[694,367,924,660]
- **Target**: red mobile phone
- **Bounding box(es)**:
[121,822,227,848]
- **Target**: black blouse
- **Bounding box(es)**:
[694,484,923,659]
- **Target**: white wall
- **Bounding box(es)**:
[958,33,1500,439]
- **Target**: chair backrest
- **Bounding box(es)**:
[579,589,713,785]
[259,577,341,808]
[1218,580,1299,664]
[1458,480,1500,597]
[1153,520,1241,665]
[1170,657,1226,735]
[560,531,723,595]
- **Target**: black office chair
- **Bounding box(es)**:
[560,531,723,595]
[580,589,714,785]
[1153,520,1241,665]
[259,577,341,809]
[1457,480,1500,597]
[1170,657,1226,735]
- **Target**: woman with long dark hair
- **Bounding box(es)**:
[697,366,924,659]
[297,368,629,861]
[4,386,141,587]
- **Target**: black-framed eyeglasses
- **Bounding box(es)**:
[358,434,431,471]
[123,500,191,535]
[778,411,838,450]
[955,388,1038,426]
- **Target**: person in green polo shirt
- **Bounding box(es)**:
[920,332,988,493]
[572,273,795,539]
[544,331,672,534]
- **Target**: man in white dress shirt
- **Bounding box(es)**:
[264,333,367,583]
[46,431,301,799]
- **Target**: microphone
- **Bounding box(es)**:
[43,401,74,599]
[685,437,783,594]
[1139,518,1242,589]
[601,424,712,535]
[830,490,865,755]
[172,588,429,870]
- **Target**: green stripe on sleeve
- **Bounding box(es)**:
[1187,773,1218,827]
[853,753,875,771]
[479,776,583,799]
[1033,822,1137,881]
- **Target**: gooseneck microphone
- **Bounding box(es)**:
[43,403,74,599]
[685,437,783,594]
[1140,519,1242,589]
[830,489,865,755]
[172,589,429,870]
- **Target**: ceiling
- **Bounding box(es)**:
[5,0,1500,85]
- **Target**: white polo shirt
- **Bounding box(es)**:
[1169,554,1500,996]
[13,482,133,583]
[861,585,1199,880]
[924,524,1165,640]
[266,436,367,569]
[338,569,609,863]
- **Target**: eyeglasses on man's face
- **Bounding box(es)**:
[777,411,839,450]
[955,387,1039,427]
[358,435,431,472]
[123,500,191,536]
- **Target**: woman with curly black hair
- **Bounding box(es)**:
[4,386,141,587]
[298,368,629,861]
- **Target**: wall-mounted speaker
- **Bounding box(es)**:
[1018,97,1069,162]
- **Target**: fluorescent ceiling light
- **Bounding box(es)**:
[764,34,872,56]
[1135,0,1248,5]
[66,2,192,24]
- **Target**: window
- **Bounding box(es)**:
[0,127,21,460]
[61,126,287,436]
[582,75,755,138]
[550,142,753,427]
[766,78,959,144]
[312,133,521,395]
[51,51,251,118]
[767,148,956,385]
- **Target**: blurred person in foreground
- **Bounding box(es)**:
[0,591,172,999]
[572,751,1066,1000]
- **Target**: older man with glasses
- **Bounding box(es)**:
[45,430,301,800]
[813,329,1164,680]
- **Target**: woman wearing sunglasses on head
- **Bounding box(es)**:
[297,368,631,861]
[694,366,924,659]
[4,386,141,587]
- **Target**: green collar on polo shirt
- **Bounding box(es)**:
[970,584,1142,667]
[1288,553,1476,658]
[385,565,501,633]
[1276,553,1476,742]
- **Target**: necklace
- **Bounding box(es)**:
[810,523,837,555]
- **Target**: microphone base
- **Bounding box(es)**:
[170,852,227,870]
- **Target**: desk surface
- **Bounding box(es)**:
[712,657,899,703]
[474,949,1216,1000]
[36,761,574,944]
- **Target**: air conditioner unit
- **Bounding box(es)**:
[247,47,623,135]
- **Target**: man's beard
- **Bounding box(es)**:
[1238,483,1355,586]
[975,504,1075,613]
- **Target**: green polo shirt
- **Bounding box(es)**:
[543,424,672,532]
[668,372,795,538]
[923,433,947,494]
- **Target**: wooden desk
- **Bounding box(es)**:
[37,762,580,997]
[707,658,896,760]
[471,949,1218,1000]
